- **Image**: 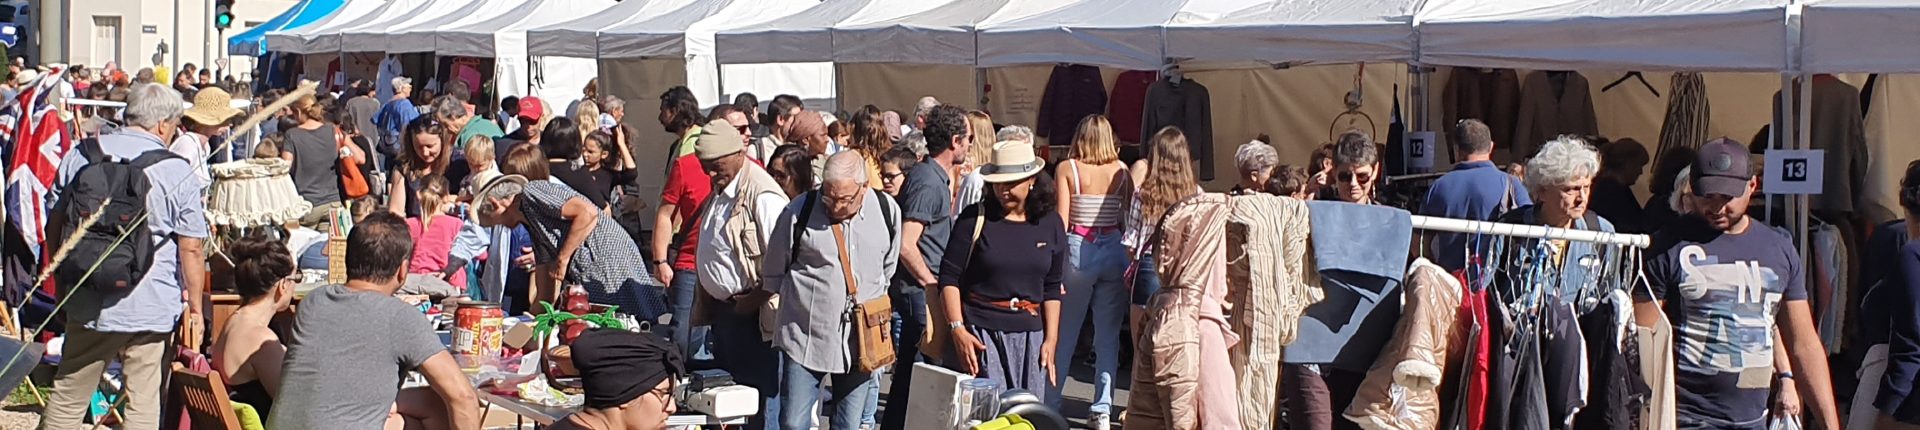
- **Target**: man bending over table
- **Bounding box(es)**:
[268,212,482,429]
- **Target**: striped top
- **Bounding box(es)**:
[1065,160,1126,228]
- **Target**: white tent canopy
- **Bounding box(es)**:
[334,0,478,52]
[595,0,818,59]
[524,0,699,59]
[713,0,957,65]
[1165,0,1418,66]
[266,0,398,54]
[830,0,1077,65]
[975,0,1262,69]
[1416,0,1790,71]
[375,0,523,53]
[1800,0,1920,73]
[435,0,617,106]
[439,0,614,57]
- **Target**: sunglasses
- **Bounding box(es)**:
[734,124,751,134]
[1335,171,1374,184]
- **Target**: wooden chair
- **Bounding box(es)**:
[171,364,243,430]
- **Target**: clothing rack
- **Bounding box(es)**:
[1411,215,1650,248]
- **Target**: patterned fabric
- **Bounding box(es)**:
[519,180,665,320]
[1126,194,1240,430]
[1344,258,1465,430]
[1224,193,1319,430]
[1655,72,1710,170]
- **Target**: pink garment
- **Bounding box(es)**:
[1194,255,1242,429]
[1125,194,1242,430]
[407,215,467,287]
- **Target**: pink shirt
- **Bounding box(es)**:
[407,215,467,287]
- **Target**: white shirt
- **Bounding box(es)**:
[168,131,211,185]
[696,173,789,299]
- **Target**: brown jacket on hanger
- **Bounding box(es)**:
[1512,71,1599,160]
[1343,258,1465,430]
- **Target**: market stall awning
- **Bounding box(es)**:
[267,0,422,54]
[525,0,699,58]
[375,0,525,53]
[439,0,617,58]
[1801,0,1920,73]
[1164,0,1418,66]
[830,0,1077,65]
[1417,0,1790,72]
[335,0,498,53]
[975,0,1263,70]
[595,0,818,59]
[713,0,957,65]
[227,0,349,56]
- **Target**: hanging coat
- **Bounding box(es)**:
[1126,194,1242,430]
[1344,258,1465,430]
[1225,194,1322,429]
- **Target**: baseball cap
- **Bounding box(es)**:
[517,96,544,121]
[1690,137,1753,197]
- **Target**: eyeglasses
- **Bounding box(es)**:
[734,124,751,134]
[881,171,904,181]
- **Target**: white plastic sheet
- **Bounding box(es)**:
[265,0,400,54]
[975,0,1263,69]
[1164,0,1418,66]
[830,0,1078,65]
[525,0,699,58]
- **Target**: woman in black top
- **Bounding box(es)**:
[541,117,635,210]
[386,117,449,217]
[939,141,1066,397]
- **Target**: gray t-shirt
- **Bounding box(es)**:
[268,284,445,429]
[284,124,342,206]
[346,96,382,138]
[893,158,954,293]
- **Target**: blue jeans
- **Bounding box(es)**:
[713,309,782,430]
[1050,230,1129,414]
[667,268,710,360]
[880,286,927,430]
[780,353,876,430]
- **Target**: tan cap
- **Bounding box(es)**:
[695,119,745,161]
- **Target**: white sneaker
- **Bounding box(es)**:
[1090,412,1111,430]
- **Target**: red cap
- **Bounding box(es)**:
[518,96,544,121]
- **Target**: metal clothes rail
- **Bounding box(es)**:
[1411,215,1650,248]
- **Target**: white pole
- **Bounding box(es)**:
[1409,215,1651,248]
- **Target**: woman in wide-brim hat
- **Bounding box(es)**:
[937,141,1068,398]
[175,86,245,183]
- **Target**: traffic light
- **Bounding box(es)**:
[214,0,234,30]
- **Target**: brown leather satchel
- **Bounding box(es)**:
[833,224,896,373]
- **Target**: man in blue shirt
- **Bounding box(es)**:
[373,76,419,168]
[1420,119,1530,271]
[40,83,210,430]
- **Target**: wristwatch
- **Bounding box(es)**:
[948,321,965,331]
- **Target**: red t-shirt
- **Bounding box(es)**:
[660,155,712,271]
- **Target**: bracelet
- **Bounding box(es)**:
[948,321,965,331]
[1777,371,1795,380]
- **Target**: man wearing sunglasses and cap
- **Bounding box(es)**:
[1637,138,1839,430]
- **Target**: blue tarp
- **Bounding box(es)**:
[227,0,346,56]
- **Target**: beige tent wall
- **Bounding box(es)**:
[599,57,690,231]
[1863,74,1920,225]
[838,63,979,117]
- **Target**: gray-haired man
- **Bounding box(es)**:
[41,83,209,430]
[764,151,901,430]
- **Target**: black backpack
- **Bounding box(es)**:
[52,139,179,292]
[789,189,897,269]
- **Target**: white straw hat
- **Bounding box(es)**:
[979,141,1045,183]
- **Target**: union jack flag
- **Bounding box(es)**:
[3,65,73,261]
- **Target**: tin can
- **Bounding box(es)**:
[453,301,504,367]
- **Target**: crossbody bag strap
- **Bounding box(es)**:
[832,224,859,298]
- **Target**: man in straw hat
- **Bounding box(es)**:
[692,118,790,430]
[172,86,244,183]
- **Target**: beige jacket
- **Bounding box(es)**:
[1343,258,1463,430]
[1125,194,1241,430]
[1224,194,1321,429]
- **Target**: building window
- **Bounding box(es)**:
[92,16,122,67]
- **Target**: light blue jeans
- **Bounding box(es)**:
[779,353,875,430]
[1048,229,1129,414]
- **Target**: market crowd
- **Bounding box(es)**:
[21,64,1920,430]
